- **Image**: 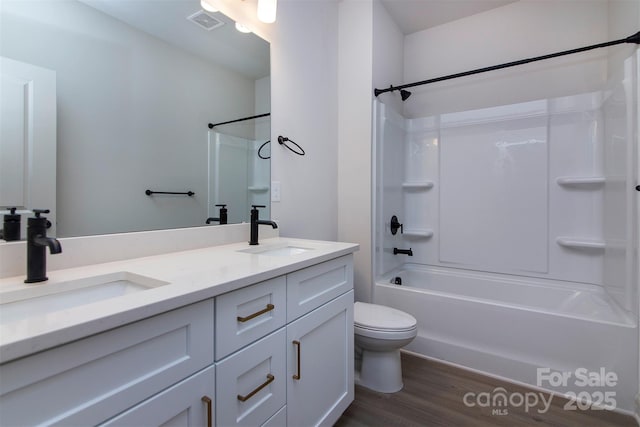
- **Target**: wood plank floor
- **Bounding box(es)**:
[334,353,637,427]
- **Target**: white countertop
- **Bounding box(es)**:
[0,237,358,363]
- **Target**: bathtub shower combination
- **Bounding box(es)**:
[373,51,639,413]
[208,131,270,224]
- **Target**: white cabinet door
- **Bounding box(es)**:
[216,329,286,427]
[286,291,354,427]
[101,365,215,427]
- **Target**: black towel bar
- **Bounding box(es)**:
[145,190,194,196]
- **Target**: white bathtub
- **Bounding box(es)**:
[374,263,638,413]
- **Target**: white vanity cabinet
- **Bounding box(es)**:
[0,252,355,427]
[0,299,215,426]
[213,254,354,427]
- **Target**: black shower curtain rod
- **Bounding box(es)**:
[208,112,270,129]
[374,30,640,98]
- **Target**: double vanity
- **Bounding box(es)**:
[0,234,358,426]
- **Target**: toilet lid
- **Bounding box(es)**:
[354,302,417,332]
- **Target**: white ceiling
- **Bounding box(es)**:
[79,0,270,79]
[77,0,517,77]
[380,0,518,35]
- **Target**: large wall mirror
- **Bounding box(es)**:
[0,0,270,240]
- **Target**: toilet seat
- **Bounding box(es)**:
[354,302,417,332]
[354,324,417,340]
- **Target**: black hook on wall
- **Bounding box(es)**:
[258,140,271,159]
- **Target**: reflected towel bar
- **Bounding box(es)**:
[208,112,270,129]
[145,190,194,196]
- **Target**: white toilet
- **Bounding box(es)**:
[354,302,417,393]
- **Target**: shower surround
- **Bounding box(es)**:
[372,51,639,413]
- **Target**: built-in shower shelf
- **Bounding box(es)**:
[248,186,269,192]
[556,237,605,249]
[402,181,434,190]
[403,229,434,238]
[556,176,606,187]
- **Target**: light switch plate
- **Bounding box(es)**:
[271,181,281,202]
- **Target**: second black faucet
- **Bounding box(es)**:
[25,209,62,283]
[249,205,277,245]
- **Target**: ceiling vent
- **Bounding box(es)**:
[187,10,224,31]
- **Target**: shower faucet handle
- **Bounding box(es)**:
[390,215,403,235]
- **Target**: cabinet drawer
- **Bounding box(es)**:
[101,365,215,427]
[0,299,214,426]
[287,255,353,321]
[216,275,286,360]
[216,328,286,427]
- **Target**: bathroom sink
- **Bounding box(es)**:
[0,272,169,325]
[238,243,313,257]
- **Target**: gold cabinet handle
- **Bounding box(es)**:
[237,374,275,402]
[201,396,212,427]
[292,340,301,380]
[237,303,275,322]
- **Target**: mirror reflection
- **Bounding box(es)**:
[0,0,270,240]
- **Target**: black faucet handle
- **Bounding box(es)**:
[32,209,50,218]
[215,204,227,208]
[390,215,403,235]
[251,205,266,209]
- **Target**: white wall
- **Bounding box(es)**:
[218,0,340,242]
[607,0,640,76]
[271,1,339,240]
[337,0,374,302]
[249,76,272,217]
[372,1,404,115]
[403,0,609,117]
[1,1,259,237]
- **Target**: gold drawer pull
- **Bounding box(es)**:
[237,303,275,322]
[292,340,301,380]
[237,374,275,402]
[201,396,212,427]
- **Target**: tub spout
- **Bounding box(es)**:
[393,247,413,256]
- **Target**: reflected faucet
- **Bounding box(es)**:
[249,205,277,245]
[25,209,62,283]
[206,204,228,225]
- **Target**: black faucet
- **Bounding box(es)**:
[2,207,21,241]
[249,205,277,245]
[206,204,228,225]
[25,209,62,283]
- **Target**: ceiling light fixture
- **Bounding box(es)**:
[235,22,252,33]
[257,0,277,23]
[200,0,218,13]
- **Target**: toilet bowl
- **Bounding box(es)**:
[354,302,417,393]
